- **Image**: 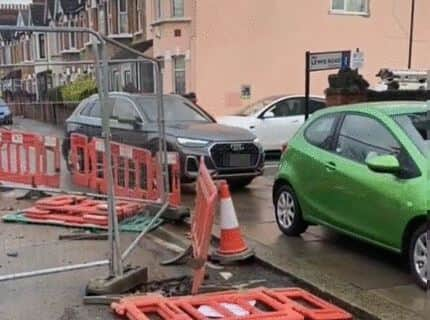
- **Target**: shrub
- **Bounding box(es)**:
[60,76,98,102]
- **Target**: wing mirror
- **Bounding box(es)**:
[263,111,275,119]
[365,154,400,174]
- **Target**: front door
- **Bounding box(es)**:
[327,113,413,246]
[256,98,305,151]
[109,96,146,147]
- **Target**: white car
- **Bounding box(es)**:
[217,95,326,152]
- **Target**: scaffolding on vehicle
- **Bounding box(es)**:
[0,25,172,294]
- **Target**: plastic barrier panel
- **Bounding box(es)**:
[70,133,91,188]
[267,288,352,320]
[88,138,156,200]
[71,135,180,206]
[190,158,218,294]
[153,152,182,206]
[112,288,352,320]
[22,195,145,229]
[0,130,60,188]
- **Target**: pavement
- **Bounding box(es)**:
[2,117,429,319]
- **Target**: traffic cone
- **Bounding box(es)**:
[211,180,254,263]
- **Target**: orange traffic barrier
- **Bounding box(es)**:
[70,133,91,188]
[267,288,352,320]
[70,134,181,207]
[211,180,254,263]
[111,287,352,320]
[190,158,218,294]
[153,152,182,207]
[0,130,60,188]
[22,195,145,229]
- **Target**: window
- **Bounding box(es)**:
[331,0,368,15]
[112,98,139,120]
[309,99,326,113]
[336,114,400,164]
[80,100,95,116]
[393,112,430,156]
[118,0,128,33]
[124,69,132,85]
[136,0,143,31]
[89,100,101,118]
[172,0,184,17]
[156,0,162,18]
[305,115,338,149]
[70,21,76,48]
[111,70,120,91]
[265,98,304,117]
[136,96,211,122]
[38,34,46,59]
[173,55,186,94]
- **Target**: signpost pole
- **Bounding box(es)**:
[305,51,310,120]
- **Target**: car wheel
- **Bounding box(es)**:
[226,177,255,190]
[274,184,308,236]
[409,223,428,289]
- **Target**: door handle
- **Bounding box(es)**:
[292,120,300,123]
[325,161,336,172]
[249,125,255,130]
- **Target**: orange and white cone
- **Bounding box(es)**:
[211,180,254,263]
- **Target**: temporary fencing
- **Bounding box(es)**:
[21,195,144,229]
[70,133,180,207]
[190,158,218,294]
[111,287,352,320]
[0,130,60,188]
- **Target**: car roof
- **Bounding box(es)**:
[315,101,430,116]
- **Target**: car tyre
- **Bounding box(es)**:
[409,223,428,289]
[274,184,308,236]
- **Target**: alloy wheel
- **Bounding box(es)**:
[276,191,295,229]
[413,232,428,285]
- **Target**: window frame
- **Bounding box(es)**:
[304,113,341,151]
[111,96,143,122]
[118,0,129,34]
[38,33,46,59]
[173,55,186,94]
[332,112,421,178]
[330,0,369,16]
[156,0,162,19]
[261,98,305,119]
[172,0,185,17]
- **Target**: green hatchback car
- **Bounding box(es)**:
[273,101,429,288]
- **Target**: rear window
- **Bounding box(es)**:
[392,112,430,155]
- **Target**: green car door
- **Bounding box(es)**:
[289,114,342,225]
[323,112,420,249]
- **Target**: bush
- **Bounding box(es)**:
[325,68,369,96]
[60,76,98,102]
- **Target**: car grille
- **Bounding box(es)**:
[210,143,259,168]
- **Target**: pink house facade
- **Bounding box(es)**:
[148,0,430,116]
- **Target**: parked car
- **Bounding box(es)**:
[273,101,430,288]
[63,92,264,188]
[0,99,13,125]
[217,95,326,152]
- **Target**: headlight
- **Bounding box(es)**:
[177,137,209,147]
[253,138,260,144]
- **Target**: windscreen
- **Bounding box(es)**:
[136,96,212,123]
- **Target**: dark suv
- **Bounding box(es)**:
[62,93,264,188]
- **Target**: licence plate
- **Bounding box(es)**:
[229,154,251,167]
